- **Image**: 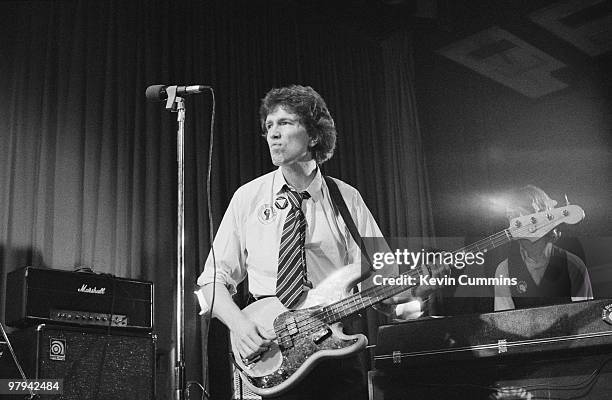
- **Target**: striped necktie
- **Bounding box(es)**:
[276,187,311,308]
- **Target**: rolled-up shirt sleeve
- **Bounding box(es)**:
[348,189,422,318]
[197,189,247,296]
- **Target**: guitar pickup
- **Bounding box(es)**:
[279,335,293,349]
[284,317,299,335]
[312,327,331,344]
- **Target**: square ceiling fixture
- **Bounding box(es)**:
[437,26,569,98]
[530,0,612,57]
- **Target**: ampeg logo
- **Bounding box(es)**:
[602,304,612,325]
[49,338,66,361]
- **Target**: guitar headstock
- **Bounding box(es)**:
[508,205,585,242]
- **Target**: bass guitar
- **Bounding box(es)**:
[231,204,585,396]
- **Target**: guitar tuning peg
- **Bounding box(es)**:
[564,194,570,206]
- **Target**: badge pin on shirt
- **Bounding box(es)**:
[274,195,288,210]
[257,204,277,224]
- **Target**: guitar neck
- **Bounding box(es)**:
[319,229,514,324]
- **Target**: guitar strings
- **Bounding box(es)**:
[320,216,563,318]
[269,219,561,341]
[268,218,566,344]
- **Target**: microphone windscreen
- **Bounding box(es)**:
[145,85,167,101]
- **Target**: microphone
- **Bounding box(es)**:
[146,84,210,102]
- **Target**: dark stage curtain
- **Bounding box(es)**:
[0,0,432,397]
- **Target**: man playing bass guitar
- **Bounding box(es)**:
[197,85,423,400]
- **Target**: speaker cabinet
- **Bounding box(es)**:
[8,324,155,400]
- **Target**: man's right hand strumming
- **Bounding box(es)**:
[230,316,276,361]
[199,283,275,360]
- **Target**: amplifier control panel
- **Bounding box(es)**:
[50,309,129,327]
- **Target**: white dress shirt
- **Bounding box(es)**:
[197,167,383,297]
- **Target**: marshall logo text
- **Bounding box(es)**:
[77,284,106,295]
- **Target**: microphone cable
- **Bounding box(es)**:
[187,87,216,400]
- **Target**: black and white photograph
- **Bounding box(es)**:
[1,1,611,399]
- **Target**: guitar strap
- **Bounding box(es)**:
[323,175,372,267]
[324,175,372,379]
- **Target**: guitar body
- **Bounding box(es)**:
[231,263,368,397]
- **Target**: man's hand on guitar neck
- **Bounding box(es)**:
[199,283,275,360]
[379,260,451,320]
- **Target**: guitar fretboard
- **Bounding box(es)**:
[318,229,513,324]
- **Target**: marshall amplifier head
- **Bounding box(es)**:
[5,266,153,331]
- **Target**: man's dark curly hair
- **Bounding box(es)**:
[259,85,337,165]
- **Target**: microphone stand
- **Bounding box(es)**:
[166,86,186,400]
